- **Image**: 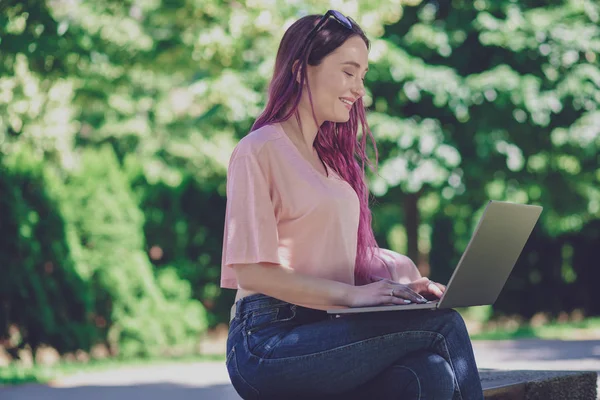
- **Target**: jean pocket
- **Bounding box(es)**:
[245,305,297,359]
[246,308,278,334]
[226,346,260,400]
[246,304,297,335]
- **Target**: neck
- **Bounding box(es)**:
[280,103,323,153]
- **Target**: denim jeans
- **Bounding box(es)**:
[226,293,484,400]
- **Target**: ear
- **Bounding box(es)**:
[292,60,303,85]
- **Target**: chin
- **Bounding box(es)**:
[330,113,351,124]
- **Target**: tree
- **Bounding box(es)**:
[367,0,599,269]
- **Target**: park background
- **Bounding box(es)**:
[0,0,599,384]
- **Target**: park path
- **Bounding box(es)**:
[1,339,599,399]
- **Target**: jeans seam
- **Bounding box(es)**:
[250,308,279,317]
[391,364,421,400]
[431,331,464,400]
[229,319,245,337]
[239,302,287,316]
[230,346,260,398]
[226,345,236,365]
[253,330,437,362]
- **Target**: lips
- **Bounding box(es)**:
[339,97,354,110]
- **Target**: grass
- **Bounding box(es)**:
[0,353,225,386]
[470,317,600,340]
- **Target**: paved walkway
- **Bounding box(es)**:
[1,339,599,399]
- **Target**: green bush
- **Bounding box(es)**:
[0,146,208,359]
[60,146,208,358]
[124,155,234,327]
[0,148,97,356]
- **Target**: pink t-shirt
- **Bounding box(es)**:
[220,122,361,289]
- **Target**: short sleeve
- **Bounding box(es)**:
[221,154,280,269]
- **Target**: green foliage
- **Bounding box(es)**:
[0,148,97,355]
[60,146,208,357]
[126,164,233,327]
[369,0,600,319]
[370,0,599,220]
[0,146,207,358]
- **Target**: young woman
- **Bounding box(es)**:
[221,10,484,400]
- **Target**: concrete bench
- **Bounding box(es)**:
[480,369,598,400]
[213,367,598,399]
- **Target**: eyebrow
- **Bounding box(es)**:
[341,61,369,73]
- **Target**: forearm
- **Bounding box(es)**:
[233,262,354,307]
[366,247,422,283]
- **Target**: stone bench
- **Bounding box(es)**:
[217,369,598,399]
[480,369,598,400]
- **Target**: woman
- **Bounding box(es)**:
[221,10,484,400]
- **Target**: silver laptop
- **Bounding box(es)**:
[327,201,543,314]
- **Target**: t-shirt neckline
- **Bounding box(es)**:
[273,122,340,181]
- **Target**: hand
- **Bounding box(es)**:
[347,279,431,308]
[373,249,422,284]
[406,277,446,301]
[370,250,445,298]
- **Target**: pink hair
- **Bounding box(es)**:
[251,14,380,283]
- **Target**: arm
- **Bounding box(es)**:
[234,262,429,307]
[233,262,355,307]
[366,248,445,299]
[366,247,422,284]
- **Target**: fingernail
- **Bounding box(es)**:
[403,299,411,304]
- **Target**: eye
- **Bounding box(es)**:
[345,71,365,82]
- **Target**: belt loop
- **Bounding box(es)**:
[235,297,243,319]
[230,304,236,323]
[230,297,244,323]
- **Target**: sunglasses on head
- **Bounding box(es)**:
[300,10,353,54]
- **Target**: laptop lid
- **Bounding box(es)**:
[436,200,542,309]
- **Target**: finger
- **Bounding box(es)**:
[426,281,444,298]
[383,296,413,305]
[391,286,428,303]
[406,278,430,296]
[433,281,446,292]
[411,278,444,297]
[407,278,434,295]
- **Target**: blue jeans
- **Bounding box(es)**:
[226,294,484,400]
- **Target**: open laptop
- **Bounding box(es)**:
[327,200,543,314]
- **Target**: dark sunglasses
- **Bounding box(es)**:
[300,10,353,54]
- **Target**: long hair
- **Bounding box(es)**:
[251,14,379,283]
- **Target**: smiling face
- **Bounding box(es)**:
[299,35,369,124]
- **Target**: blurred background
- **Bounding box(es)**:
[0,0,599,381]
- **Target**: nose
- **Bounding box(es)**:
[352,81,366,98]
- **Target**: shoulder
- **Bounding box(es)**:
[231,124,282,161]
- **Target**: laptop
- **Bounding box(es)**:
[327,200,543,314]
